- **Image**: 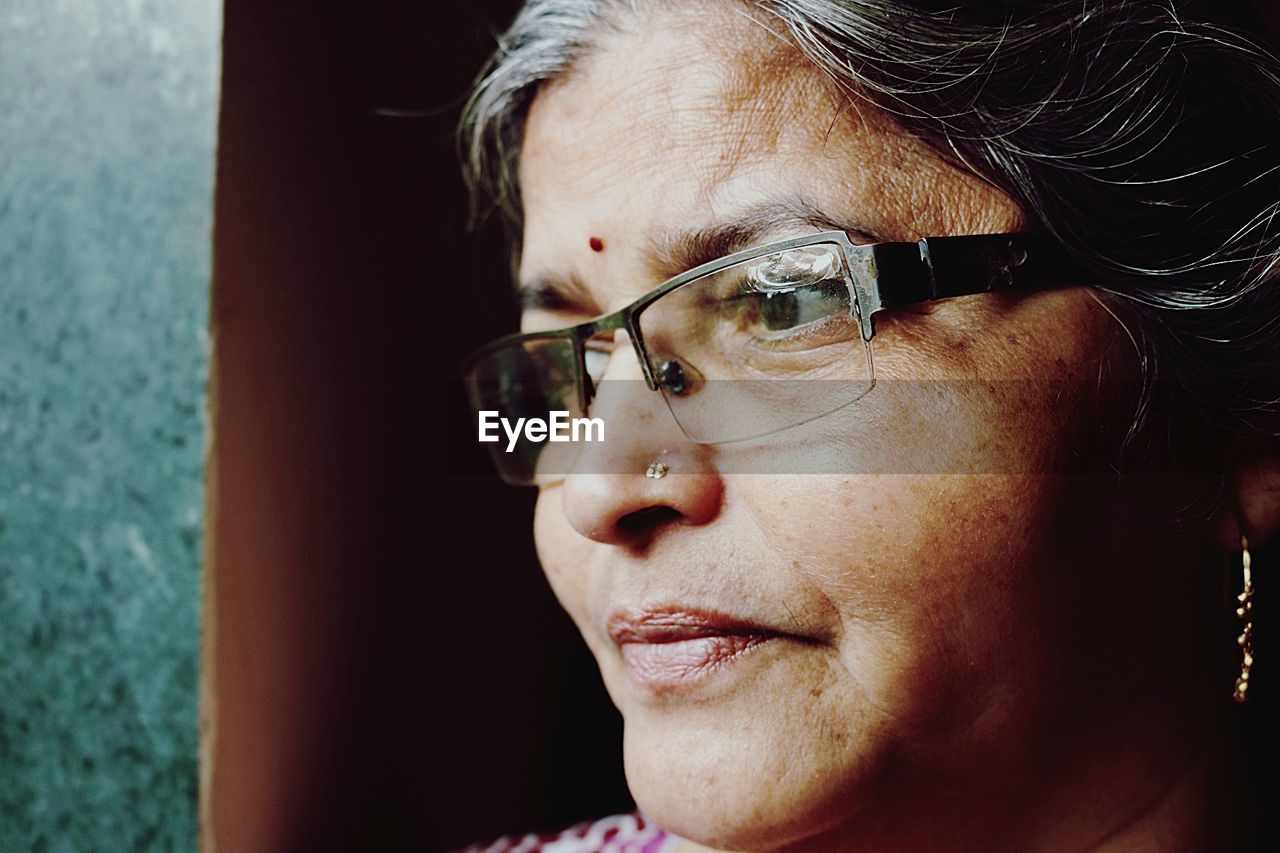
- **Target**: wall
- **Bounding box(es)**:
[0,1,221,848]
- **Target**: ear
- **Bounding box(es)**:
[1213,437,1280,551]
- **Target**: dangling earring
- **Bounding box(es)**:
[1233,536,1254,704]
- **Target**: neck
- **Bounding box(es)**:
[1088,717,1256,853]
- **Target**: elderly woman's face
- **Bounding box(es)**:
[516,6,1210,851]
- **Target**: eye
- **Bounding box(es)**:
[732,245,852,337]
[752,280,849,332]
[711,277,849,339]
[657,358,689,395]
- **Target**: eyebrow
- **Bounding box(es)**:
[515,199,882,314]
[515,270,592,313]
[648,199,881,279]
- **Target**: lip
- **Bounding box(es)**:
[606,607,784,692]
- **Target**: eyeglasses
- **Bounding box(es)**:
[465,230,1076,484]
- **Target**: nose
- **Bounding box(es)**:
[560,333,723,547]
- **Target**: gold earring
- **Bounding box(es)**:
[645,461,668,479]
[1233,535,1254,704]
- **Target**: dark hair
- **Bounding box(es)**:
[461,0,1280,470]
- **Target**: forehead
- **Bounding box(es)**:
[521,5,814,197]
[517,1,1021,285]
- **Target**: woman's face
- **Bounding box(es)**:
[516,5,1217,851]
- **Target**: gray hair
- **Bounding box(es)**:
[460,0,1280,476]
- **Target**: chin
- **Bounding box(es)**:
[615,678,886,852]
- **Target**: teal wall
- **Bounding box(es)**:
[0,1,220,849]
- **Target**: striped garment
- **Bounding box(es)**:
[462,812,674,853]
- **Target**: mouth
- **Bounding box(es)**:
[606,607,788,693]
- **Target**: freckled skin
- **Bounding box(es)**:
[514,3,1262,852]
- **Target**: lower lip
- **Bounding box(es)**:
[619,634,770,691]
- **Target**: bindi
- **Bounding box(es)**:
[588,236,605,253]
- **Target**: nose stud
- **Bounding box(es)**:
[645,461,669,479]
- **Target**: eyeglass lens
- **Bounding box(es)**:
[467,242,875,483]
[637,243,873,442]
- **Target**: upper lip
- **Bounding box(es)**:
[606,606,784,645]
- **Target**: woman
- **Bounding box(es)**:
[459,0,1280,849]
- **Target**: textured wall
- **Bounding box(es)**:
[0,1,220,849]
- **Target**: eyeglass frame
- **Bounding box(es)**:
[464,229,1079,428]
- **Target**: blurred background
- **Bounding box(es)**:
[207,1,631,850]
[0,0,217,848]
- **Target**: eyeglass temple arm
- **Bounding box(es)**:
[858,233,1079,340]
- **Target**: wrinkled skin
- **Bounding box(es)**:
[512,3,1274,850]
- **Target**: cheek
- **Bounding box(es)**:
[532,488,594,625]
[732,363,1113,715]
[744,473,1043,630]
[739,472,1066,746]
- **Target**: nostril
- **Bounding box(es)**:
[616,505,683,539]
